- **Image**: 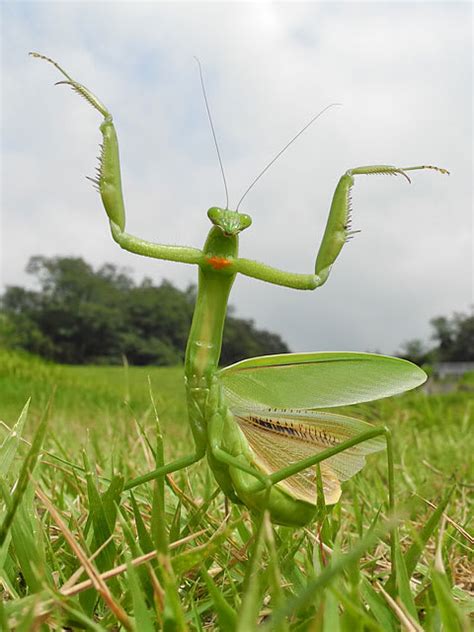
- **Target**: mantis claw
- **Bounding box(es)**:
[397,169,412,183]
[54,80,110,119]
[314,162,447,285]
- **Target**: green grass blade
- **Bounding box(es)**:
[360,578,397,631]
[161,557,189,632]
[13,599,36,632]
[236,512,268,632]
[101,473,124,531]
[321,586,340,631]
[148,378,168,554]
[392,537,419,622]
[82,451,118,573]
[263,515,289,632]
[117,509,157,608]
[332,585,385,632]
[127,557,156,632]
[404,486,455,578]
[431,570,466,632]
[9,484,53,592]
[171,522,230,575]
[0,598,8,631]
[201,569,238,631]
[0,398,50,547]
[56,596,108,632]
[129,491,154,553]
[0,399,29,476]
[266,523,392,629]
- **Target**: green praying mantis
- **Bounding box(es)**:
[31,52,448,527]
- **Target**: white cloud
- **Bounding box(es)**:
[1,2,472,354]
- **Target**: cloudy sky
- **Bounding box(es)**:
[2,2,472,355]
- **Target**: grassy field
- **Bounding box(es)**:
[0,347,472,630]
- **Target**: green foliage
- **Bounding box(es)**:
[399,308,474,364]
[0,355,472,629]
[430,310,474,361]
[1,256,289,366]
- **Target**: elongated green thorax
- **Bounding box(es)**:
[185,226,238,383]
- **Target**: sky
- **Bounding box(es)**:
[1,2,472,355]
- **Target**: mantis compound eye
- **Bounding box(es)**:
[238,213,252,231]
[207,207,223,224]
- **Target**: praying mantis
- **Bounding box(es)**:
[31,52,448,527]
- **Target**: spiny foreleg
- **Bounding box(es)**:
[314,164,449,285]
[30,52,203,265]
[235,163,448,289]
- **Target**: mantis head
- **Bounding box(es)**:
[207,207,252,236]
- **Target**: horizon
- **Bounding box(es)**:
[2,3,472,355]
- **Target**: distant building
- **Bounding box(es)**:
[434,362,474,379]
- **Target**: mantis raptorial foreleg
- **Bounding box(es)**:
[30,53,203,267]
[235,164,449,290]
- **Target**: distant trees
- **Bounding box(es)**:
[0,256,289,366]
[398,308,474,365]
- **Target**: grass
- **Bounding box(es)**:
[0,347,472,630]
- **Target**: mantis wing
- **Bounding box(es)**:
[234,407,385,505]
[219,352,426,410]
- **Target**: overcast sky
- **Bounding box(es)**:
[2,2,472,355]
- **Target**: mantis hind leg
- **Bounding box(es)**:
[211,425,395,529]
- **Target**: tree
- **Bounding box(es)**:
[397,338,431,366]
[431,310,474,361]
[398,308,474,364]
[1,256,290,366]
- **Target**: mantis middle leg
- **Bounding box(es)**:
[123,448,206,491]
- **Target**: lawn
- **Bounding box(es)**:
[0,348,472,630]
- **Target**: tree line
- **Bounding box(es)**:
[0,256,289,366]
[398,310,474,365]
[2,255,471,367]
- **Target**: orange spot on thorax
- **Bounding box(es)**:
[207,256,232,270]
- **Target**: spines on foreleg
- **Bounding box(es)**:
[94,120,126,231]
[30,52,126,232]
[315,173,355,285]
[315,163,449,285]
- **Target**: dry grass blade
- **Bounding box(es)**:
[60,529,208,597]
[376,583,424,632]
[417,494,474,545]
[35,486,133,631]
[60,534,115,592]
[434,516,447,573]
[304,526,334,555]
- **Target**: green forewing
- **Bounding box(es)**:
[219,352,426,409]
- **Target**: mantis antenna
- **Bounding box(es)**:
[236,102,341,211]
[194,57,230,210]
